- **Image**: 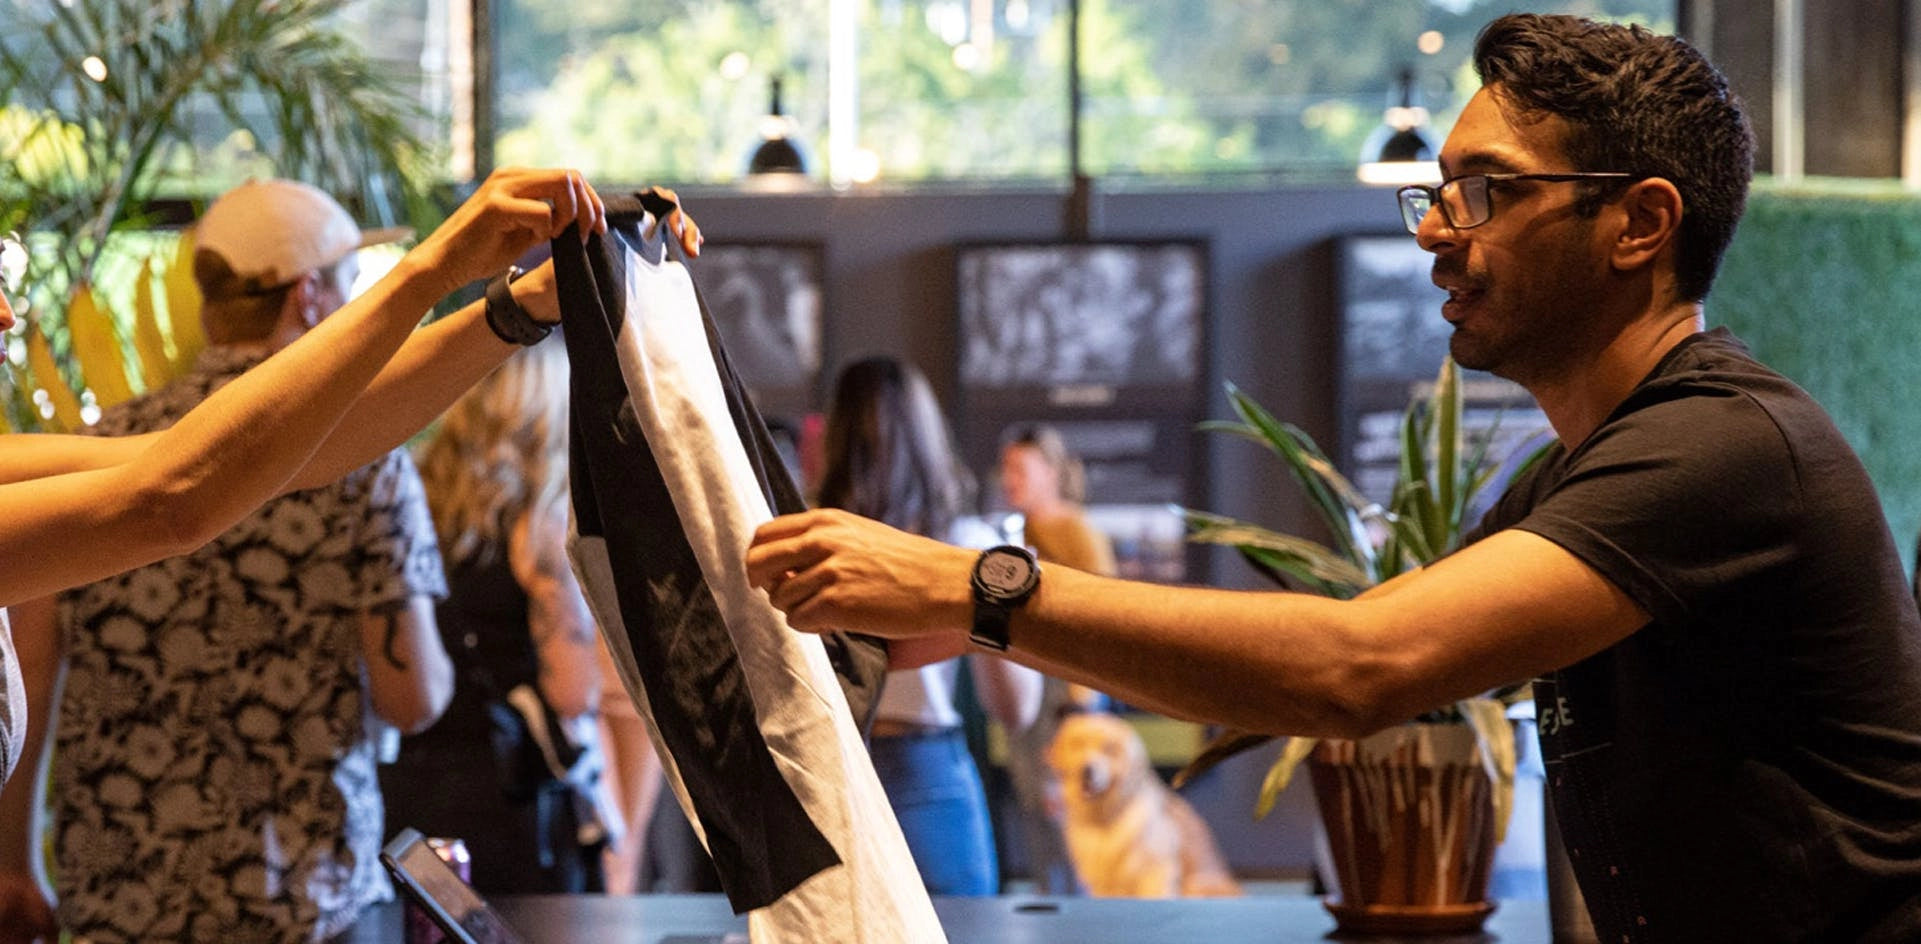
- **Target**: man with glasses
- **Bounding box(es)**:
[744,14,1921,942]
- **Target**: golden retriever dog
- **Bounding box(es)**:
[1047,711,1242,898]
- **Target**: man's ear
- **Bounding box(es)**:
[1611,177,1684,274]
[286,270,324,329]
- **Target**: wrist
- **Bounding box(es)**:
[969,545,1040,652]
[484,266,552,346]
[509,265,560,327]
[387,249,461,307]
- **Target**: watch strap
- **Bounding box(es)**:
[970,602,1013,652]
[484,265,552,346]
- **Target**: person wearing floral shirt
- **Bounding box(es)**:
[53,345,448,942]
[14,181,456,943]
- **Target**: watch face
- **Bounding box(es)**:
[977,549,1036,596]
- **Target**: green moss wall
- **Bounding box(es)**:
[1712,181,1921,572]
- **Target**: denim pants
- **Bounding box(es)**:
[869,727,1000,895]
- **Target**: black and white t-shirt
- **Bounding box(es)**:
[51,347,446,944]
[1468,327,1921,943]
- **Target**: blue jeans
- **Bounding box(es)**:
[870,727,999,895]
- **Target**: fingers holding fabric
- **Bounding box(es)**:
[746,509,975,639]
[642,185,702,258]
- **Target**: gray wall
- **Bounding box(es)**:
[677,183,1406,592]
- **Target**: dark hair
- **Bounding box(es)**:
[1474,14,1754,301]
[816,356,973,539]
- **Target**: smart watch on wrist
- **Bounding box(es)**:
[970,545,1041,651]
[484,265,552,346]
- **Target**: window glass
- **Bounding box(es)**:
[494,1,1672,186]
[1081,1,1677,180]
[494,2,834,184]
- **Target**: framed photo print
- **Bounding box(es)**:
[689,242,825,421]
[955,240,1209,583]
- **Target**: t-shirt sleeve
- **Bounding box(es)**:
[345,450,449,609]
[1495,390,1802,629]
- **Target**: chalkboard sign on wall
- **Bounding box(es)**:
[956,241,1209,583]
[691,242,826,421]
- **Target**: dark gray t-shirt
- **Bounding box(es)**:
[1468,327,1921,943]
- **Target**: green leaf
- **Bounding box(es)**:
[1458,697,1517,843]
[1254,736,1319,820]
[1434,357,1461,537]
[1174,728,1272,789]
[1184,510,1372,595]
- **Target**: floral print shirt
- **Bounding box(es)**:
[51,347,447,943]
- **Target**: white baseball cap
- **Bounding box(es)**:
[194,179,412,292]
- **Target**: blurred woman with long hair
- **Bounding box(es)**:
[383,339,654,894]
[817,356,1042,896]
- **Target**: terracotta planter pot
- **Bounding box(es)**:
[1308,723,1498,935]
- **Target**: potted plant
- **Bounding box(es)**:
[1175,357,1539,934]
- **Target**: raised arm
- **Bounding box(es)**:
[287,189,701,490]
[0,168,603,607]
[746,508,1649,738]
[511,503,601,720]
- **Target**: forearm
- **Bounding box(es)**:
[289,300,510,490]
[997,569,1387,737]
[138,258,446,541]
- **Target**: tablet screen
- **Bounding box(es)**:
[381,828,528,944]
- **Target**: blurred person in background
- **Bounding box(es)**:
[999,424,1117,584]
[816,356,1042,895]
[997,422,1118,893]
[384,337,642,895]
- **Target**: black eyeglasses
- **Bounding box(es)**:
[1397,173,1641,235]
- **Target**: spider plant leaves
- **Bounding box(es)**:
[1182,509,1372,597]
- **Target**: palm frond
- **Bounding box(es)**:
[0,0,433,429]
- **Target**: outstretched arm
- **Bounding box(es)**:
[0,190,702,499]
[0,168,605,607]
[746,508,1648,738]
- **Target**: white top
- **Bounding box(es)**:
[874,517,1001,728]
[0,609,19,788]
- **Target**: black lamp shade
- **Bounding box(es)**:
[1369,125,1437,164]
[748,137,808,175]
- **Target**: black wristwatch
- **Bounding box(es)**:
[969,545,1040,651]
[484,265,552,346]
